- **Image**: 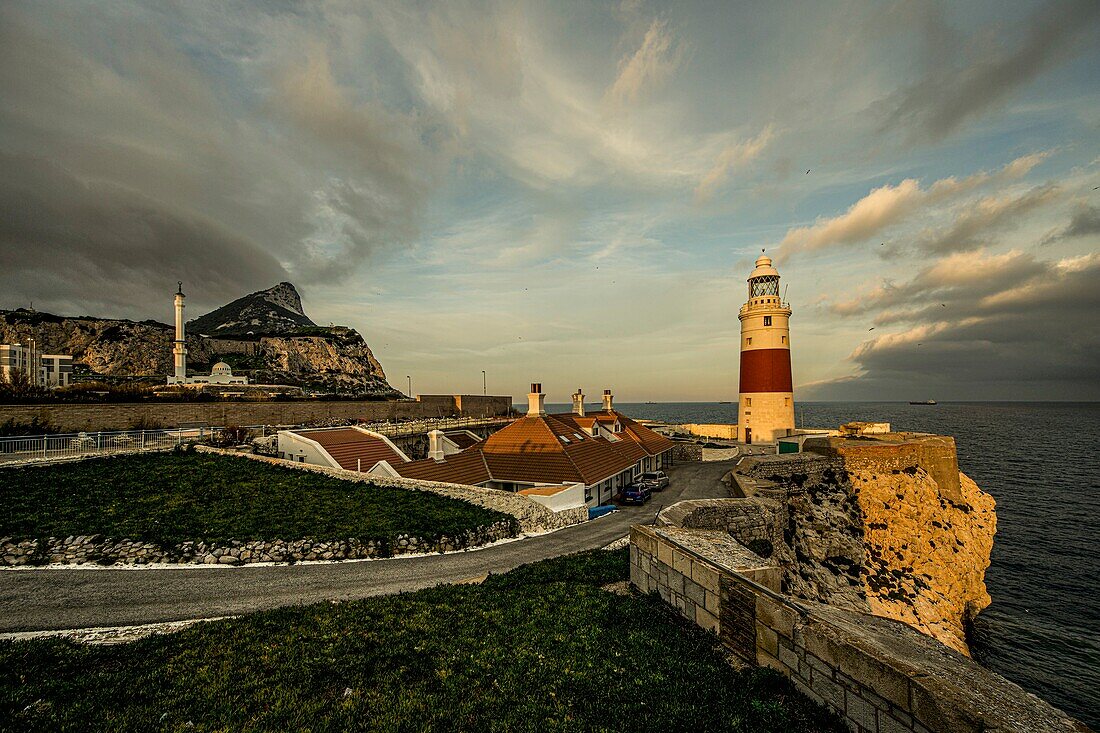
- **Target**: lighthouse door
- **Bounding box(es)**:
[744,428,752,445]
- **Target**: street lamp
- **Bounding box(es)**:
[482,370,486,395]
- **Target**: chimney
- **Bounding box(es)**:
[572,387,585,416]
[602,388,614,412]
[527,383,546,417]
[428,429,446,461]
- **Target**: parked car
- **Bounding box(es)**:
[637,470,669,491]
[620,484,652,505]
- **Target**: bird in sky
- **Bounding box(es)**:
[868,327,875,331]
[806,169,811,175]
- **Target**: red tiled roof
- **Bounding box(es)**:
[391,449,491,485]
[443,431,481,449]
[298,428,405,472]
[383,410,670,489]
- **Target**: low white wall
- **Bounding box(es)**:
[519,483,587,512]
[195,446,588,533]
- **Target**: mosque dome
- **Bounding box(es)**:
[211,362,233,376]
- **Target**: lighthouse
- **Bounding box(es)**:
[169,281,188,384]
[737,253,794,444]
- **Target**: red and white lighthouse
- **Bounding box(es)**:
[737,254,794,444]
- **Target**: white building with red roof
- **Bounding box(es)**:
[369,385,675,507]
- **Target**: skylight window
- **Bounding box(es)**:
[573,433,585,441]
[558,435,571,444]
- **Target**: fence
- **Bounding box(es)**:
[0,416,515,466]
[0,427,256,465]
[364,415,513,437]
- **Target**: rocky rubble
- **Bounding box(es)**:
[0,520,515,567]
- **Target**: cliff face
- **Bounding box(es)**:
[0,287,398,397]
[188,282,316,337]
[0,310,213,376]
[732,437,997,657]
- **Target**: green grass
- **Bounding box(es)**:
[0,549,843,733]
[2,452,515,548]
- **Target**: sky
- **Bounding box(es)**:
[1,0,1098,402]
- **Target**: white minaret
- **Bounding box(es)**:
[171,281,188,384]
[737,253,794,444]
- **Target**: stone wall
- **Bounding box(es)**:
[804,435,962,503]
[1,520,515,567]
[672,442,703,462]
[630,525,1087,733]
[0,395,512,432]
[193,447,589,534]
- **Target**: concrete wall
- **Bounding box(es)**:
[682,423,739,440]
[630,525,1086,733]
[275,430,341,468]
[804,435,962,503]
[0,394,512,432]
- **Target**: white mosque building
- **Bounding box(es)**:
[166,282,248,387]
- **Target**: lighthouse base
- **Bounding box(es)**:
[737,391,795,444]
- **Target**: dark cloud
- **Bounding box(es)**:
[1044,203,1100,243]
[807,252,1100,400]
[913,185,1061,255]
[0,2,437,319]
[0,152,287,318]
[876,0,1100,143]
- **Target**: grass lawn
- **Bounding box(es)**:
[1,452,515,547]
[0,549,844,733]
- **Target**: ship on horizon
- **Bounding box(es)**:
[909,399,938,405]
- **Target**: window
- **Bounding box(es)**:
[558,435,571,444]
[785,398,791,407]
[781,335,786,344]
[746,337,752,345]
[764,316,772,326]
[745,397,752,407]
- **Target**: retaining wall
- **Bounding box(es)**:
[192,447,589,534]
[630,524,1087,733]
[0,394,511,432]
[1,520,515,567]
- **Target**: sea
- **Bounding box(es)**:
[566,401,1100,728]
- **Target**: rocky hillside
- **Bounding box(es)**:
[188,282,315,337]
[0,284,399,396]
[724,435,996,657]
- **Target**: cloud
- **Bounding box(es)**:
[775,153,1048,259]
[0,152,287,317]
[913,184,1061,255]
[807,250,1100,399]
[694,125,776,203]
[607,19,682,105]
[876,0,1100,142]
[1044,203,1100,243]
[0,3,440,317]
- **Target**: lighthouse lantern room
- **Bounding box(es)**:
[737,253,795,444]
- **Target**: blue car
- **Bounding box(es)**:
[620,484,652,505]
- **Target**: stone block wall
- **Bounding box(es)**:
[629,524,1086,733]
[804,436,962,503]
[671,442,703,462]
[0,395,512,433]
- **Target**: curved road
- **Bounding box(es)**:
[0,460,735,633]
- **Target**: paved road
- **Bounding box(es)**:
[0,459,737,632]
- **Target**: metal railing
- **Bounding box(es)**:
[0,417,518,465]
[363,415,513,437]
[0,426,251,464]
